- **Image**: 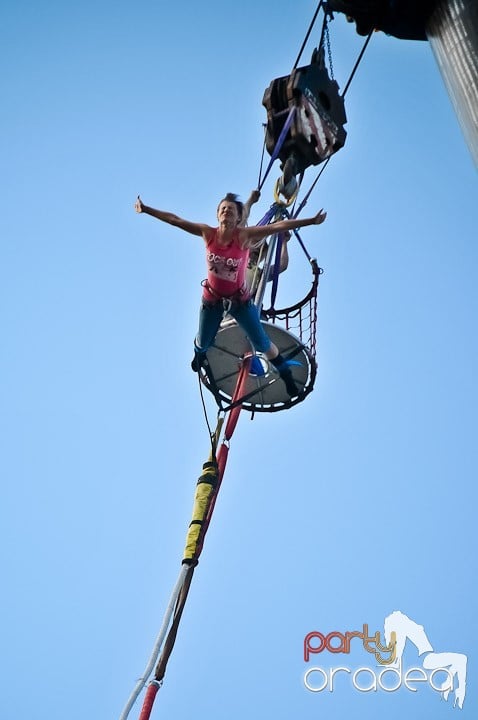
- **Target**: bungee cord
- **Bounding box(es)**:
[118,564,190,720]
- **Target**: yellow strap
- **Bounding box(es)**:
[182,463,218,561]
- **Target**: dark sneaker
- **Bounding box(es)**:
[279,366,299,396]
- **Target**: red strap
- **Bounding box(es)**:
[138,683,159,720]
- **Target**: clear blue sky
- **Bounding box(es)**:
[1,2,476,719]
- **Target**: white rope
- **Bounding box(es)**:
[119,563,190,720]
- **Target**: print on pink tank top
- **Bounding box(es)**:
[203,229,249,301]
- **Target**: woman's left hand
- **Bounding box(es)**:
[313,209,327,225]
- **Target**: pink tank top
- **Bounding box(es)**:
[202,228,250,302]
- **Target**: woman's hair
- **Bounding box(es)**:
[217,193,243,222]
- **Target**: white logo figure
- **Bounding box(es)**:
[384,610,467,709]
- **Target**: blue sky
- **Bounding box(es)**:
[1,2,476,719]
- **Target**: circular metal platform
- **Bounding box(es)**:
[198,319,316,412]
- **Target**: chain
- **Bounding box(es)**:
[325,20,334,80]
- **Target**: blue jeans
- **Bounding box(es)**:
[195,299,272,354]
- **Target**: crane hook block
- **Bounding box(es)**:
[262,58,347,174]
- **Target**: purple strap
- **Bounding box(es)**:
[256,204,280,227]
[269,231,286,308]
[259,106,296,191]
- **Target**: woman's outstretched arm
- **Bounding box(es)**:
[243,210,327,246]
[135,196,210,238]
